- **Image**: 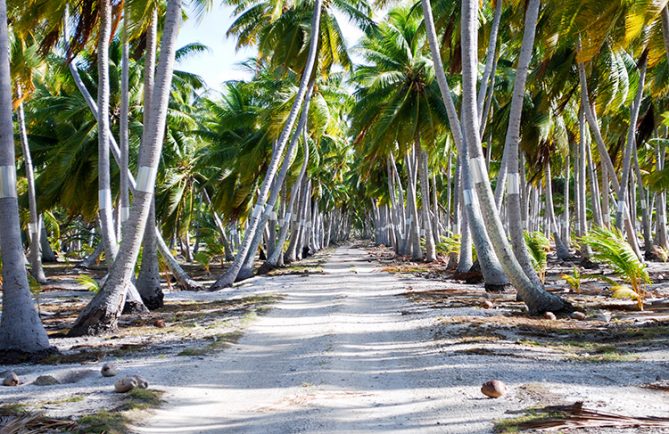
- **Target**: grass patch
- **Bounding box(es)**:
[178,331,245,356]
[119,388,165,411]
[0,403,28,415]
[77,410,129,434]
[494,410,563,433]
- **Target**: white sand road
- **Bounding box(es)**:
[132,247,669,433]
[1,246,667,433]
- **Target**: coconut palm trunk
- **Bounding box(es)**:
[119,18,130,228]
[68,0,182,336]
[614,53,646,231]
[17,85,46,283]
[0,0,51,354]
[96,0,118,268]
[267,128,310,267]
[499,0,546,286]
[461,0,564,313]
[544,161,570,259]
[415,138,436,261]
[578,61,642,259]
[421,0,508,287]
[238,84,313,279]
[577,105,592,259]
[210,0,322,290]
[405,151,423,260]
[477,0,503,121]
[136,8,163,307]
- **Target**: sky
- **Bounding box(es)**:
[175,3,365,92]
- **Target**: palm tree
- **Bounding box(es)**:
[210,0,324,289]
[421,0,509,288]
[96,0,118,267]
[69,0,183,336]
[460,0,565,314]
[0,0,51,354]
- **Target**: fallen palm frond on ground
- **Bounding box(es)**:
[495,401,669,432]
[0,408,77,434]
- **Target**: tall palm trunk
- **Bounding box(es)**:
[461,0,564,314]
[267,127,310,267]
[500,0,545,286]
[69,0,182,336]
[136,8,163,308]
[421,0,508,287]
[96,0,117,268]
[578,61,642,259]
[63,8,198,291]
[0,0,51,354]
[210,0,322,290]
[477,0,503,121]
[577,105,592,259]
[614,54,646,231]
[119,18,130,228]
[405,151,423,260]
[238,83,314,279]
[544,161,570,259]
[17,85,46,283]
[415,138,436,261]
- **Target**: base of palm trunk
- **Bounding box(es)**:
[122,300,151,314]
[580,258,600,269]
[67,308,120,337]
[0,346,59,364]
[484,283,510,292]
[236,266,254,282]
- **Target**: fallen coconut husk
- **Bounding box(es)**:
[498,401,669,431]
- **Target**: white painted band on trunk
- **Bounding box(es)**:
[252,204,264,218]
[120,207,130,222]
[28,222,39,236]
[506,173,520,195]
[284,212,292,222]
[641,199,647,209]
[420,229,425,237]
[406,216,413,225]
[463,189,475,206]
[98,189,111,210]
[136,166,158,193]
[469,157,486,183]
[300,219,305,227]
[0,166,17,198]
[270,212,278,220]
[263,204,274,217]
[617,200,626,212]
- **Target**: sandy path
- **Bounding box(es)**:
[135,246,669,434]
[135,247,477,433]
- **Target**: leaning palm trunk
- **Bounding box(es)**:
[476,0,503,121]
[544,162,570,259]
[96,0,118,268]
[578,61,642,259]
[17,85,46,283]
[500,0,546,286]
[0,0,51,354]
[267,94,311,268]
[63,9,197,291]
[415,138,436,261]
[614,54,646,231]
[136,9,163,308]
[210,0,322,290]
[461,0,564,313]
[68,0,182,336]
[238,83,314,279]
[119,18,130,229]
[405,151,423,260]
[577,105,592,259]
[421,0,508,287]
